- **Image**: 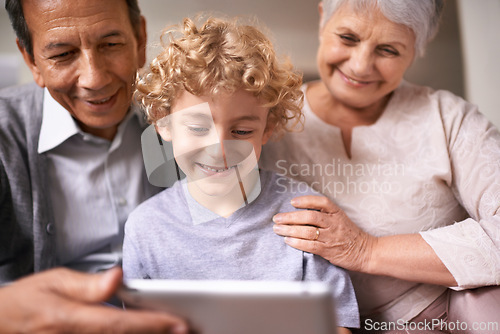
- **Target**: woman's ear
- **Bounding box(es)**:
[318,2,325,37]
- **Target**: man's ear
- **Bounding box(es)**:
[17,39,45,88]
[155,123,172,142]
[137,16,147,68]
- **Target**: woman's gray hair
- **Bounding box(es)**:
[320,0,444,57]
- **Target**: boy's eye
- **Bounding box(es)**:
[187,126,210,135]
[232,130,253,137]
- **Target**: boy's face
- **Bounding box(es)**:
[157,89,273,199]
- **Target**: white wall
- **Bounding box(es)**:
[139,0,320,79]
[457,0,500,129]
[0,0,498,129]
[0,0,31,88]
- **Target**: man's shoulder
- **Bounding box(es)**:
[0,82,42,105]
[0,83,43,135]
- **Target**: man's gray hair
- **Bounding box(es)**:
[320,0,444,57]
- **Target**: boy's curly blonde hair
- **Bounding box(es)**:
[135,16,303,135]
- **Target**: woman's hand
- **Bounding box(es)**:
[273,195,377,272]
[273,195,458,285]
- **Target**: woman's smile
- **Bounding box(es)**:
[336,67,374,87]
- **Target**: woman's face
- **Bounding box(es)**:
[317,3,416,109]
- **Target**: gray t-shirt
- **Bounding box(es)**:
[123,170,359,327]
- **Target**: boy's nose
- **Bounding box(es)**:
[205,141,226,162]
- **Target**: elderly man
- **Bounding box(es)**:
[0,0,186,332]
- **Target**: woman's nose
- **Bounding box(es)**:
[348,46,374,77]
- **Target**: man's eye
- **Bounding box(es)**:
[49,51,74,61]
[104,42,122,48]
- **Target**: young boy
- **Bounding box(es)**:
[123,17,359,331]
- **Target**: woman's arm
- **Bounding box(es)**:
[417,104,500,288]
[368,233,457,286]
[273,195,457,286]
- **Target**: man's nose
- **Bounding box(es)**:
[77,50,112,90]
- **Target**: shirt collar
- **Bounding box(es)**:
[38,88,144,153]
[38,88,80,153]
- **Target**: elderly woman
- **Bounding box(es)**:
[260,0,500,332]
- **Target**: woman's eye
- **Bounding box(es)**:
[338,34,358,43]
[378,46,399,56]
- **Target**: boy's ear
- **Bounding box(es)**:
[262,120,276,145]
[17,39,45,88]
[155,124,172,142]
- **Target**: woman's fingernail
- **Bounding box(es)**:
[273,225,282,233]
[291,198,299,206]
[273,215,282,223]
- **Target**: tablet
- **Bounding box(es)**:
[118,279,337,334]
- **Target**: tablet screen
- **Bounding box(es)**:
[119,279,337,334]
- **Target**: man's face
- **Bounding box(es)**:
[20,0,146,140]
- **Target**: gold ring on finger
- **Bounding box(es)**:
[313,228,320,241]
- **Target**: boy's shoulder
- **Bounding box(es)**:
[127,181,186,224]
[261,169,319,198]
[257,169,320,213]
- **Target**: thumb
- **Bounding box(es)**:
[53,267,123,303]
